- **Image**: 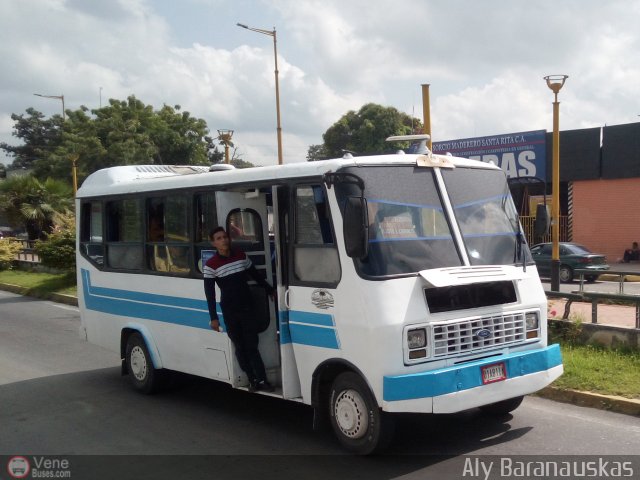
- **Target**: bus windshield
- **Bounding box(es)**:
[337,165,531,277]
[442,167,531,267]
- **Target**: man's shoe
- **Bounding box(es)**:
[249,380,275,392]
[259,381,275,392]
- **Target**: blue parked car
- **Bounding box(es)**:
[530,242,609,282]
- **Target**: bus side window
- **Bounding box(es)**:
[194,192,218,274]
[146,195,191,276]
[105,198,144,270]
[293,185,340,285]
[80,201,104,267]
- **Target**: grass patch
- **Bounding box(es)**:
[0,270,77,296]
[553,343,640,399]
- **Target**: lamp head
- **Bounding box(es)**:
[217,129,234,142]
[544,75,569,94]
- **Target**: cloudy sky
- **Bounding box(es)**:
[1,0,639,166]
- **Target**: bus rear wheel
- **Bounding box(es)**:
[125,332,160,394]
[328,372,394,454]
[479,395,524,415]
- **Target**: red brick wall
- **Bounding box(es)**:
[572,178,640,263]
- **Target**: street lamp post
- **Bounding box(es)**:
[237,23,283,165]
[34,93,77,194]
[34,93,65,122]
[544,74,568,291]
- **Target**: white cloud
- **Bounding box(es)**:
[1,0,639,167]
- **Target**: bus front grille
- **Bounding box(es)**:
[432,313,526,358]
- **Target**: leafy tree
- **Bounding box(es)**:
[306,144,329,162]
[309,103,423,159]
[230,158,256,169]
[0,175,73,240]
[0,108,64,171]
[1,96,223,186]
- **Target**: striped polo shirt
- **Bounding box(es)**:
[203,248,254,308]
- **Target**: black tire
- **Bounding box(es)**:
[559,265,573,283]
[479,395,524,415]
[125,332,160,394]
[328,372,394,455]
[585,275,598,283]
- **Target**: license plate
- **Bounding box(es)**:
[482,362,506,384]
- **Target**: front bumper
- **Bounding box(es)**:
[382,344,563,413]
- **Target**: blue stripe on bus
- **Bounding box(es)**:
[289,310,335,327]
[367,198,444,211]
[383,344,562,401]
[81,269,218,330]
[279,311,292,345]
[288,323,340,350]
[87,282,206,310]
[369,235,453,244]
[81,269,338,349]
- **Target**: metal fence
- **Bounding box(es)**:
[6,238,40,262]
[520,215,569,246]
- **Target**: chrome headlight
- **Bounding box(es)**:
[525,312,539,330]
[407,328,427,349]
[525,311,540,339]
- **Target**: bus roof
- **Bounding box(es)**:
[76,153,499,198]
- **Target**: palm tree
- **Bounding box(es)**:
[0,175,73,239]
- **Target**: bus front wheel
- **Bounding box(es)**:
[125,332,160,394]
[328,372,394,454]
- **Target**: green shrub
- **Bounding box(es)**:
[35,228,76,271]
[548,314,584,345]
[0,238,22,270]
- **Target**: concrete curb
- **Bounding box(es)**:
[536,386,640,416]
[1,283,638,417]
[0,282,78,306]
[598,274,640,282]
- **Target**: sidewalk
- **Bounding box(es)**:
[547,300,638,328]
[548,262,640,329]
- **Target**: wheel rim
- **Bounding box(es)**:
[559,267,571,282]
[130,346,148,381]
[334,389,368,439]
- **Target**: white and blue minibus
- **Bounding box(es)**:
[76,137,562,454]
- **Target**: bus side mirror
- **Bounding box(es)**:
[343,197,369,259]
[534,204,550,237]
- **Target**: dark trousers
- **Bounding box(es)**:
[222,304,267,384]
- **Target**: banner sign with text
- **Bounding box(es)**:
[432,130,547,180]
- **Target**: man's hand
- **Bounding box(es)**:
[209,319,221,332]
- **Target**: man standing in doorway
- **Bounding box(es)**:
[204,226,275,392]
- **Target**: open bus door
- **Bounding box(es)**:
[215,190,281,388]
[273,185,303,399]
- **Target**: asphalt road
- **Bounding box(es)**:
[1,290,639,479]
